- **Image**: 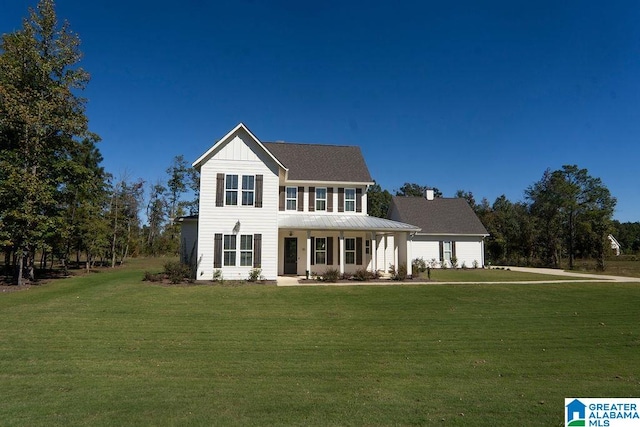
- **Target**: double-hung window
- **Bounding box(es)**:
[240,235,253,266]
[443,241,453,263]
[345,238,356,264]
[225,175,238,205]
[315,187,327,211]
[315,237,326,264]
[223,235,236,266]
[345,188,356,212]
[242,176,255,206]
[286,187,297,211]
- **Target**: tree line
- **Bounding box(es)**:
[0,1,198,285]
[367,165,640,270]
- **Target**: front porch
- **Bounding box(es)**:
[277,214,421,278]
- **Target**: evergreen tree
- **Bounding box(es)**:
[367,183,392,218]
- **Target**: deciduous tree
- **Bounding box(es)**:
[0,0,99,283]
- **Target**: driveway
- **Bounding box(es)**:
[500,266,640,283]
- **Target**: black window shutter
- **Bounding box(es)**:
[310,237,315,265]
[338,188,344,213]
[253,234,262,267]
[214,233,223,268]
[297,186,304,211]
[356,237,363,265]
[327,188,333,212]
[279,186,285,211]
[439,241,444,262]
[327,237,333,265]
[452,241,456,258]
[216,174,224,207]
[356,188,362,213]
[309,187,315,212]
[255,175,263,208]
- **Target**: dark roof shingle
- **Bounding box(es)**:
[389,197,489,235]
[263,142,373,183]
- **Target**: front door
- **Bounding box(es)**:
[284,238,297,275]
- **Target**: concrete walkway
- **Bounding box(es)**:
[276,268,640,287]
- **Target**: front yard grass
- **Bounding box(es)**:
[415,267,578,282]
[1,259,639,426]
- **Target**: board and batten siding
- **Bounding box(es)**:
[196,132,280,280]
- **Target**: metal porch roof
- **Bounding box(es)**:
[278,214,421,233]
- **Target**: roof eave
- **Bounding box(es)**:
[416,232,490,237]
[283,179,375,186]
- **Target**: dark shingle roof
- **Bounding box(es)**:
[263,142,373,183]
[389,197,489,235]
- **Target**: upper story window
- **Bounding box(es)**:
[286,186,297,211]
[225,175,238,205]
[315,187,327,211]
[242,176,254,206]
[344,188,356,212]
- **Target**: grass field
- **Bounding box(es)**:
[571,258,640,278]
[415,268,578,282]
[1,259,639,426]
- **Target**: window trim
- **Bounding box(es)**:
[345,237,356,264]
[241,175,255,206]
[223,235,237,266]
[344,188,356,212]
[315,187,327,211]
[286,186,297,211]
[443,241,453,263]
[240,234,253,266]
[225,174,238,206]
[315,237,327,265]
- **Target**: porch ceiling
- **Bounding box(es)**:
[278,214,421,233]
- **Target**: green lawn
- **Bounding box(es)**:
[1,260,639,426]
[416,268,578,282]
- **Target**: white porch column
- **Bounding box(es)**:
[306,231,312,276]
[383,235,388,271]
[339,231,345,275]
[371,232,377,273]
[394,233,399,270]
[406,233,413,277]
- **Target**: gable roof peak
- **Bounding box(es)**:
[192,123,287,171]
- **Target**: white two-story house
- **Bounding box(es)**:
[179,123,420,281]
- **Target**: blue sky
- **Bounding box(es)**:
[2,0,639,222]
